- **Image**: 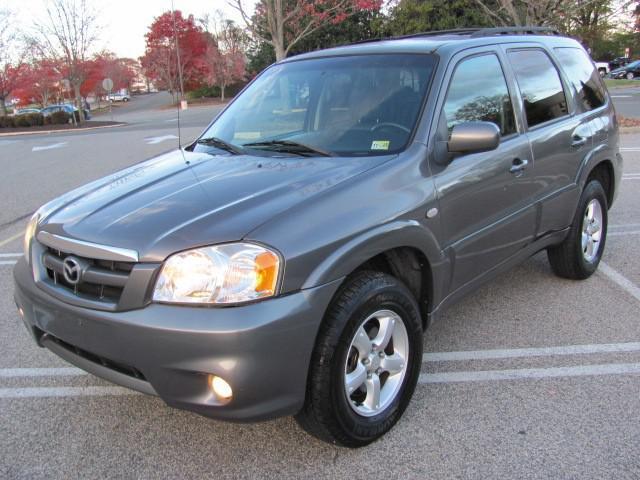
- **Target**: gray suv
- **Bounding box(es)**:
[14,28,622,447]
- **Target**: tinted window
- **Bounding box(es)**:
[443,54,516,137]
[554,47,606,111]
[508,49,568,127]
[202,54,436,157]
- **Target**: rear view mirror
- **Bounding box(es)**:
[448,121,500,154]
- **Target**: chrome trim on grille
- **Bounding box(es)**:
[36,231,139,262]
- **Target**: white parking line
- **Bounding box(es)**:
[0,232,24,248]
[0,367,87,378]
[0,386,140,399]
[610,223,640,229]
[598,261,640,303]
[32,142,68,152]
[423,342,640,362]
[419,362,640,384]
[611,95,632,98]
[0,261,17,266]
[0,253,21,258]
[609,230,640,236]
[620,147,640,151]
[145,134,178,145]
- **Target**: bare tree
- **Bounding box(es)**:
[0,8,27,115]
[231,0,380,61]
[473,0,634,29]
[33,0,100,122]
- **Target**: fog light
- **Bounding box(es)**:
[210,375,233,401]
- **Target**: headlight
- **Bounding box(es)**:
[153,243,281,304]
[23,212,40,264]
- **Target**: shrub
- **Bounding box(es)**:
[14,115,30,127]
[26,113,44,126]
[187,82,246,100]
[50,111,71,125]
[12,113,43,127]
[0,116,15,128]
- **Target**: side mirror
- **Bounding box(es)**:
[448,121,500,155]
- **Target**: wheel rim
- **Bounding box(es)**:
[581,198,604,263]
[627,72,634,80]
[343,309,409,417]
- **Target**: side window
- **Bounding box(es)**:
[508,49,568,127]
[554,47,606,112]
[443,54,516,137]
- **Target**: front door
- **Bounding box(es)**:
[431,50,536,294]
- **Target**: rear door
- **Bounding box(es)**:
[430,49,536,293]
[504,45,594,234]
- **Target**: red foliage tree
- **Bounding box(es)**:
[14,59,62,107]
[204,19,247,101]
[140,10,208,101]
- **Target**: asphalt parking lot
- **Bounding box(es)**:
[0,94,639,479]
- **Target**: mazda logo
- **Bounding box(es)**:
[62,256,84,285]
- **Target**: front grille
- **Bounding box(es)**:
[42,330,146,380]
[41,246,135,304]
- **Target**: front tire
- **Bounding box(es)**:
[547,180,608,279]
[295,271,423,447]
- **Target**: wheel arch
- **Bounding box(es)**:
[302,220,447,328]
[585,159,614,208]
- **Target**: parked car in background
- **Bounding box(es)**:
[609,56,631,70]
[14,108,42,116]
[608,60,640,80]
[108,92,130,102]
[41,104,91,121]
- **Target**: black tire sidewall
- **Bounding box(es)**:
[327,275,423,445]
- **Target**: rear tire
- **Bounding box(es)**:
[295,271,423,447]
[547,180,608,279]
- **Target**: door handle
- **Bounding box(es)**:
[510,158,529,174]
[571,136,588,148]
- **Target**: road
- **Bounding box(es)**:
[0,94,639,479]
[609,86,640,119]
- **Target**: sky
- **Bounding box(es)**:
[10,0,255,59]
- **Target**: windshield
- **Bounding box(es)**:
[200,54,436,157]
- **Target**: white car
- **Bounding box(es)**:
[108,93,130,102]
[595,62,609,76]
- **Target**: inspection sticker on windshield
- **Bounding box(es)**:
[371,140,390,150]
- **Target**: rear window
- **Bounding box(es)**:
[508,49,568,128]
[554,47,606,112]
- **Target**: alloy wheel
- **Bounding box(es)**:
[581,198,603,263]
[344,309,409,417]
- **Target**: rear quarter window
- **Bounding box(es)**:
[508,49,568,128]
[554,47,606,112]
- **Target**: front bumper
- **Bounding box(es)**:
[13,258,341,422]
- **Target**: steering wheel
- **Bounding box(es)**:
[370,122,411,134]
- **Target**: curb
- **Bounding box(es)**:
[0,123,127,137]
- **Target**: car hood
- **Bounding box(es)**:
[38,149,392,261]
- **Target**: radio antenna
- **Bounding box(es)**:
[171,0,185,151]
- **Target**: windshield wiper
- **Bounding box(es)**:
[196,137,245,155]
[242,140,333,157]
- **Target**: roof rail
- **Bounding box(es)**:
[469,26,561,37]
[350,26,563,46]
